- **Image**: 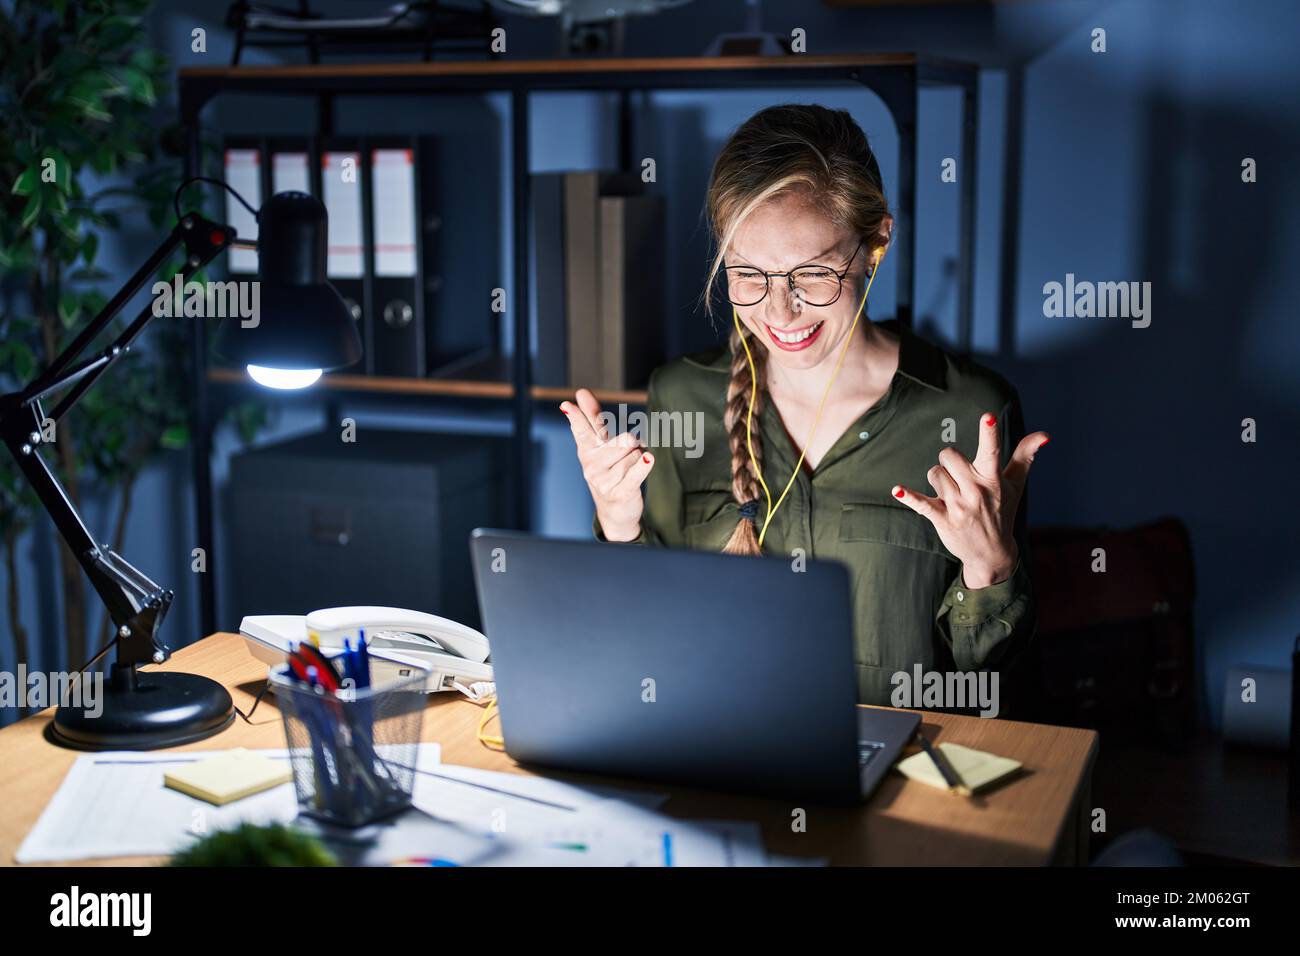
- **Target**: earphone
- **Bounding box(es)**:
[731,243,888,549]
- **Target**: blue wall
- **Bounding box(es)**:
[3,0,1296,731]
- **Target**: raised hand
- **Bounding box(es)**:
[561,388,655,543]
[892,413,1050,588]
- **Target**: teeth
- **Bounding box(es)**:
[771,321,822,344]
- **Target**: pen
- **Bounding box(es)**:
[357,629,370,689]
[916,732,972,798]
[341,638,356,686]
[297,643,342,691]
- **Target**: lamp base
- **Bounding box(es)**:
[50,668,235,751]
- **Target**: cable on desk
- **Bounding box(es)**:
[476,697,504,751]
[233,681,271,723]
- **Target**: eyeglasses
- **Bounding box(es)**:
[722,238,866,308]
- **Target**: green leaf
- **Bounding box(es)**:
[160,424,189,450]
[11,167,37,197]
[20,193,42,231]
[91,149,114,174]
[0,243,36,272]
[65,78,113,123]
[119,66,155,105]
[58,291,80,327]
[81,290,108,316]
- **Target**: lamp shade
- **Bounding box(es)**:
[213,191,363,373]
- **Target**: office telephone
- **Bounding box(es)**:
[240,605,493,696]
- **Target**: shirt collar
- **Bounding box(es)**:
[880,319,948,392]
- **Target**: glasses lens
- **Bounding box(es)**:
[791,267,842,307]
[725,268,768,306]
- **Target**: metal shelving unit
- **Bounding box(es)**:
[177,53,979,635]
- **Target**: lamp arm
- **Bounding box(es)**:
[25,214,234,420]
[0,212,235,668]
[0,420,167,666]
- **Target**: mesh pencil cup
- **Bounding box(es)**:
[270,659,429,827]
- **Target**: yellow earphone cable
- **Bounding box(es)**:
[476,696,504,750]
[731,246,887,550]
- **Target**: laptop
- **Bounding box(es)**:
[469,530,920,804]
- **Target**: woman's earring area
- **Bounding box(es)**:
[870,246,886,276]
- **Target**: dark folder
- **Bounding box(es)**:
[319,138,368,371]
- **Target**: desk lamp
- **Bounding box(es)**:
[0,185,362,750]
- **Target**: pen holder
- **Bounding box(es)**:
[270,660,429,828]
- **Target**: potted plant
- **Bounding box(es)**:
[0,0,264,692]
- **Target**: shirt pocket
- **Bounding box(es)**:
[838,502,954,668]
[682,488,736,551]
[839,502,948,553]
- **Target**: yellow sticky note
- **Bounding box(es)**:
[895,742,1022,793]
[163,748,292,806]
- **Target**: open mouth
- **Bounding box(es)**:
[765,320,825,351]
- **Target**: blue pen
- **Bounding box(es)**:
[299,666,335,812]
[342,638,356,687]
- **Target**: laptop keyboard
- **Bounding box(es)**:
[858,740,886,768]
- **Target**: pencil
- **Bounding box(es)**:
[917,732,973,797]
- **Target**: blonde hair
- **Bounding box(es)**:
[703,104,891,555]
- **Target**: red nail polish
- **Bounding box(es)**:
[893,487,905,498]
[985,414,997,427]
[1040,436,1050,446]
[560,406,569,415]
[643,454,651,464]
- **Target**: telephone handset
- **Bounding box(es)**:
[306,605,490,663]
[240,605,493,696]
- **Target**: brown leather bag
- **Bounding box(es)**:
[1009,518,1197,748]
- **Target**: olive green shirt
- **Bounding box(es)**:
[595,319,1036,706]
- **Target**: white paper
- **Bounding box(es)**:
[413,765,765,867]
[15,744,440,864]
[411,763,663,846]
[19,748,769,867]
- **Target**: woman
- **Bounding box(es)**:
[561,104,1049,706]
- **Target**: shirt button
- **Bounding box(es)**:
[956,590,965,602]
[858,431,870,441]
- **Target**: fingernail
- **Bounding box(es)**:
[985,414,997,427]
[1040,435,1050,446]
[560,405,569,415]
[643,454,652,464]
[893,487,905,498]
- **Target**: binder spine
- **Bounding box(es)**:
[320,138,370,374]
[368,138,425,378]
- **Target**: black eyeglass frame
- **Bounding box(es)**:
[721,237,868,308]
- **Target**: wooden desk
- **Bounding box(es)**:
[0,633,1098,866]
